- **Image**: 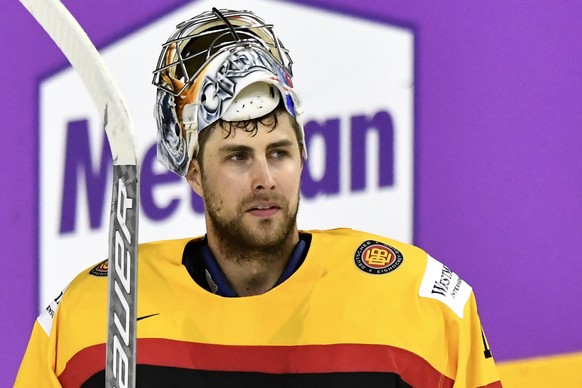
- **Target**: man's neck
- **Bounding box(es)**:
[207,232,299,296]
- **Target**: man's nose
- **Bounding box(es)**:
[252,157,276,190]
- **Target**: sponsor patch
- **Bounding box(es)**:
[89,259,108,277]
[419,256,472,319]
[354,240,404,275]
[37,289,65,335]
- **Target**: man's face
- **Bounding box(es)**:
[188,113,303,251]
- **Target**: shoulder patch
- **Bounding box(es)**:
[37,289,66,335]
[419,256,472,318]
[89,259,108,277]
[354,240,404,275]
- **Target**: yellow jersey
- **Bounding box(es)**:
[16,228,501,387]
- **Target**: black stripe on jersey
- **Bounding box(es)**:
[82,367,413,388]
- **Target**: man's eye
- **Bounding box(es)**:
[271,150,288,158]
[229,153,247,161]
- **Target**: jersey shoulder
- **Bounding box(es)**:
[69,236,198,285]
[306,227,429,271]
[306,228,474,319]
[37,237,198,335]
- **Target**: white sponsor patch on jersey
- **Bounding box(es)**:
[419,256,472,319]
[37,289,65,335]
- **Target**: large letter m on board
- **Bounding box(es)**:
[59,119,111,234]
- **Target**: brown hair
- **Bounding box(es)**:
[195,101,303,171]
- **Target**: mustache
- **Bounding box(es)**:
[240,193,286,206]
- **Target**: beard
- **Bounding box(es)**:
[203,189,300,263]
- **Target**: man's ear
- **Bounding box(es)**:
[186,159,203,198]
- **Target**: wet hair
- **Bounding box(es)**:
[195,100,304,171]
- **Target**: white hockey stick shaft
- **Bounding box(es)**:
[19,0,139,386]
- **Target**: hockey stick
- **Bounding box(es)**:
[19,0,139,386]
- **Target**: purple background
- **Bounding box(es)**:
[2,0,581,384]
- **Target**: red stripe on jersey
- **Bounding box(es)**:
[59,340,455,387]
[59,344,103,388]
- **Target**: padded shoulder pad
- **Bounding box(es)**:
[419,256,472,319]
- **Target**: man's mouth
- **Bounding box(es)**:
[247,203,280,218]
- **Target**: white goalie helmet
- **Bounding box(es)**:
[152,8,305,176]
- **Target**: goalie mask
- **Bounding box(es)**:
[152,8,305,176]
